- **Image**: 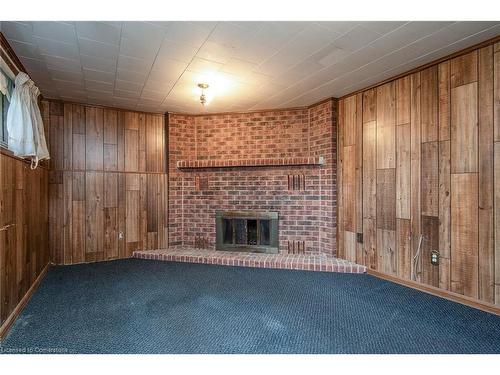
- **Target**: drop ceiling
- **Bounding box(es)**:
[1,21,499,114]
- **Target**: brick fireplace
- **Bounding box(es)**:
[168,99,337,255]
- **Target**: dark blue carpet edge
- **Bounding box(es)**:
[1,258,499,354]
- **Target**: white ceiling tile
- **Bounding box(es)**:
[43,55,82,74]
[8,40,39,59]
[316,46,351,67]
[4,21,500,113]
[314,22,359,35]
[80,54,117,73]
[53,79,85,91]
[115,79,144,92]
[331,25,383,52]
[20,57,49,73]
[49,69,84,83]
[121,22,166,45]
[359,21,408,35]
[220,58,257,77]
[114,89,141,99]
[117,55,153,74]
[165,22,215,49]
[78,38,119,61]
[83,69,115,83]
[85,79,114,93]
[34,36,80,60]
[366,21,455,54]
[116,68,147,83]
[75,21,121,45]
[120,36,160,61]
[141,89,169,101]
[208,22,255,49]
[155,39,198,64]
[1,21,34,43]
[196,41,234,64]
[187,57,223,74]
[32,21,77,44]
[143,78,174,93]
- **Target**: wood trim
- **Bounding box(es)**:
[368,269,500,316]
[339,35,500,100]
[0,31,27,74]
[0,263,50,340]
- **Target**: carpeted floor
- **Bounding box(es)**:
[1,258,499,354]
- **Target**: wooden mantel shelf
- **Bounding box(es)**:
[176,156,325,169]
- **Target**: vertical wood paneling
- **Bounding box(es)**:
[72,172,85,264]
[396,218,411,279]
[62,171,72,264]
[495,142,500,304]
[421,215,439,287]
[45,102,168,265]
[343,95,357,146]
[451,83,478,173]
[396,76,410,126]
[63,104,73,170]
[339,41,498,307]
[450,51,478,88]
[125,112,139,172]
[363,218,377,270]
[363,121,376,219]
[337,100,345,258]
[343,145,356,232]
[0,155,49,326]
[410,73,421,275]
[438,140,451,290]
[478,45,495,303]
[376,169,396,231]
[451,173,478,298]
[396,124,410,219]
[103,109,118,171]
[421,66,439,143]
[85,172,104,262]
[376,82,396,169]
[363,88,376,123]
[85,107,104,171]
[421,141,439,217]
[377,229,396,275]
[438,61,451,141]
[495,45,500,142]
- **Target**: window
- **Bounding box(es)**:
[0,90,9,147]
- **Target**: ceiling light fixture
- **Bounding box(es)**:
[198,83,209,106]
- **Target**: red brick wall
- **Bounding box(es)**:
[168,99,337,255]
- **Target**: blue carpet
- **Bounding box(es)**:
[1,259,499,354]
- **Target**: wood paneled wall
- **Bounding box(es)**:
[0,153,49,325]
[338,41,500,307]
[44,101,168,265]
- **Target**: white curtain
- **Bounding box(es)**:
[6,72,50,169]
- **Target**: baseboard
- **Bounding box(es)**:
[367,270,500,316]
[0,263,50,340]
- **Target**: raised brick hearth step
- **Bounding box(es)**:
[176,156,325,169]
[133,248,367,274]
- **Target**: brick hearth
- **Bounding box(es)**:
[133,248,366,274]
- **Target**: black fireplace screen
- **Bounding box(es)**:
[216,211,278,253]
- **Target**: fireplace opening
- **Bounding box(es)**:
[216,211,278,253]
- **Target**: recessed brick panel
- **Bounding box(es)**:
[168,100,337,255]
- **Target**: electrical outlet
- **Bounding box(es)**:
[431,250,439,266]
[118,231,124,240]
[356,233,363,243]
